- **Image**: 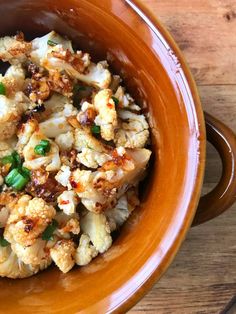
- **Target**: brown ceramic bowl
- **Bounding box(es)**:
[1,0,236,313]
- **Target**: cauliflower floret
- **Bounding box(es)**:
[11,238,52,266]
[30,31,74,65]
[80,211,112,253]
[42,94,72,119]
[55,165,71,187]
[75,234,98,266]
[114,86,141,111]
[57,190,79,215]
[75,61,111,89]
[0,92,29,140]
[16,118,38,153]
[0,245,10,264]
[94,89,118,141]
[50,239,75,273]
[0,137,17,158]
[4,195,56,247]
[39,103,77,138]
[0,207,10,228]
[71,148,150,213]
[54,212,80,238]
[0,64,26,97]
[0,34,31,64]
[23,130,61,171]
[0,246,47,279]
[55,131,74,151]
[105,189,140,232]
[77,148,111,168]
[30,31,91,78]
[115,110,149,148]
[74,128,106,152]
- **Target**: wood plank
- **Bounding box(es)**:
[144,0,236,85]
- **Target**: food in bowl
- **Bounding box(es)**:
[0,31,151,278]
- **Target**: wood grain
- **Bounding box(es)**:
[130,0,236,313]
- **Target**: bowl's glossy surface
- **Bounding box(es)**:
[0,0,205,312]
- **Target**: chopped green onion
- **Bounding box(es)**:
[91,125,100,134]
[39,140,50,151]
[0,236,9,247]
[1,155,15,166]
[12,151,22,168]
[42,219,58,241]
[21,167,31,178]
[0,82,6,95]
[47,39,57,46]
[1,151,21,169]
[5,168,30,190]
[34,145,46,156]
[111,96,119,106]
[34,139,51,156]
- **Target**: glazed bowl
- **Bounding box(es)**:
[0,0,236,313]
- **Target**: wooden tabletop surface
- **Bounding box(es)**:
[130,1,236,313]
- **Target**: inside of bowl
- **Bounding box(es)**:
[0,0,204,313]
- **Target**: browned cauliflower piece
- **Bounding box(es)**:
[4,195,56,247]
[39,103,77,138]
[76,61,111,89]
[114,86,141,111]
[0,137,17,158]
[30,31,73,63]
[0,33,31,64]
[54,212,80,239]
[55,165,72,187]
[105,189,140,232]
[22,129,61,171]
[80,211,112,254]
[55,131,74,151]
[16,118,38,153]
[74,128,106,152]
[11,238,54,266]
[94,89,118,141]
[75,234,98,266]
[0,246,49,279]
[0,64,26,98]
[70,148,151,213]
[0,92,29,140]
[115,110,149,148]
[50,239,75,273]
[57,190,79,215]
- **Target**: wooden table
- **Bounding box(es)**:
[130,1,236,313]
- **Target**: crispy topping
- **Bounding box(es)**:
[50,49,88,73]
[78,107,96,126]
[26,169,65,203]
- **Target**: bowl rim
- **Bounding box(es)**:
[112,0,206,312]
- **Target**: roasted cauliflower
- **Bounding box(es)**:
[0,30,151,278]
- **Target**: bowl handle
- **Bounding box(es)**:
[192,112,236,226]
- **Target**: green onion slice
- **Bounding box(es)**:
[0,82,6,95]
[1,155,15,166]
[12,151,22,168]
[42,219,58,241]
[0,236,9,247]
[111,96,119,106]
[34,140,51,156]
[1,151,22,169]
[5,168,30,191]
[21,167,31,178]
[91,125,101,134]
[47,39,57,46]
